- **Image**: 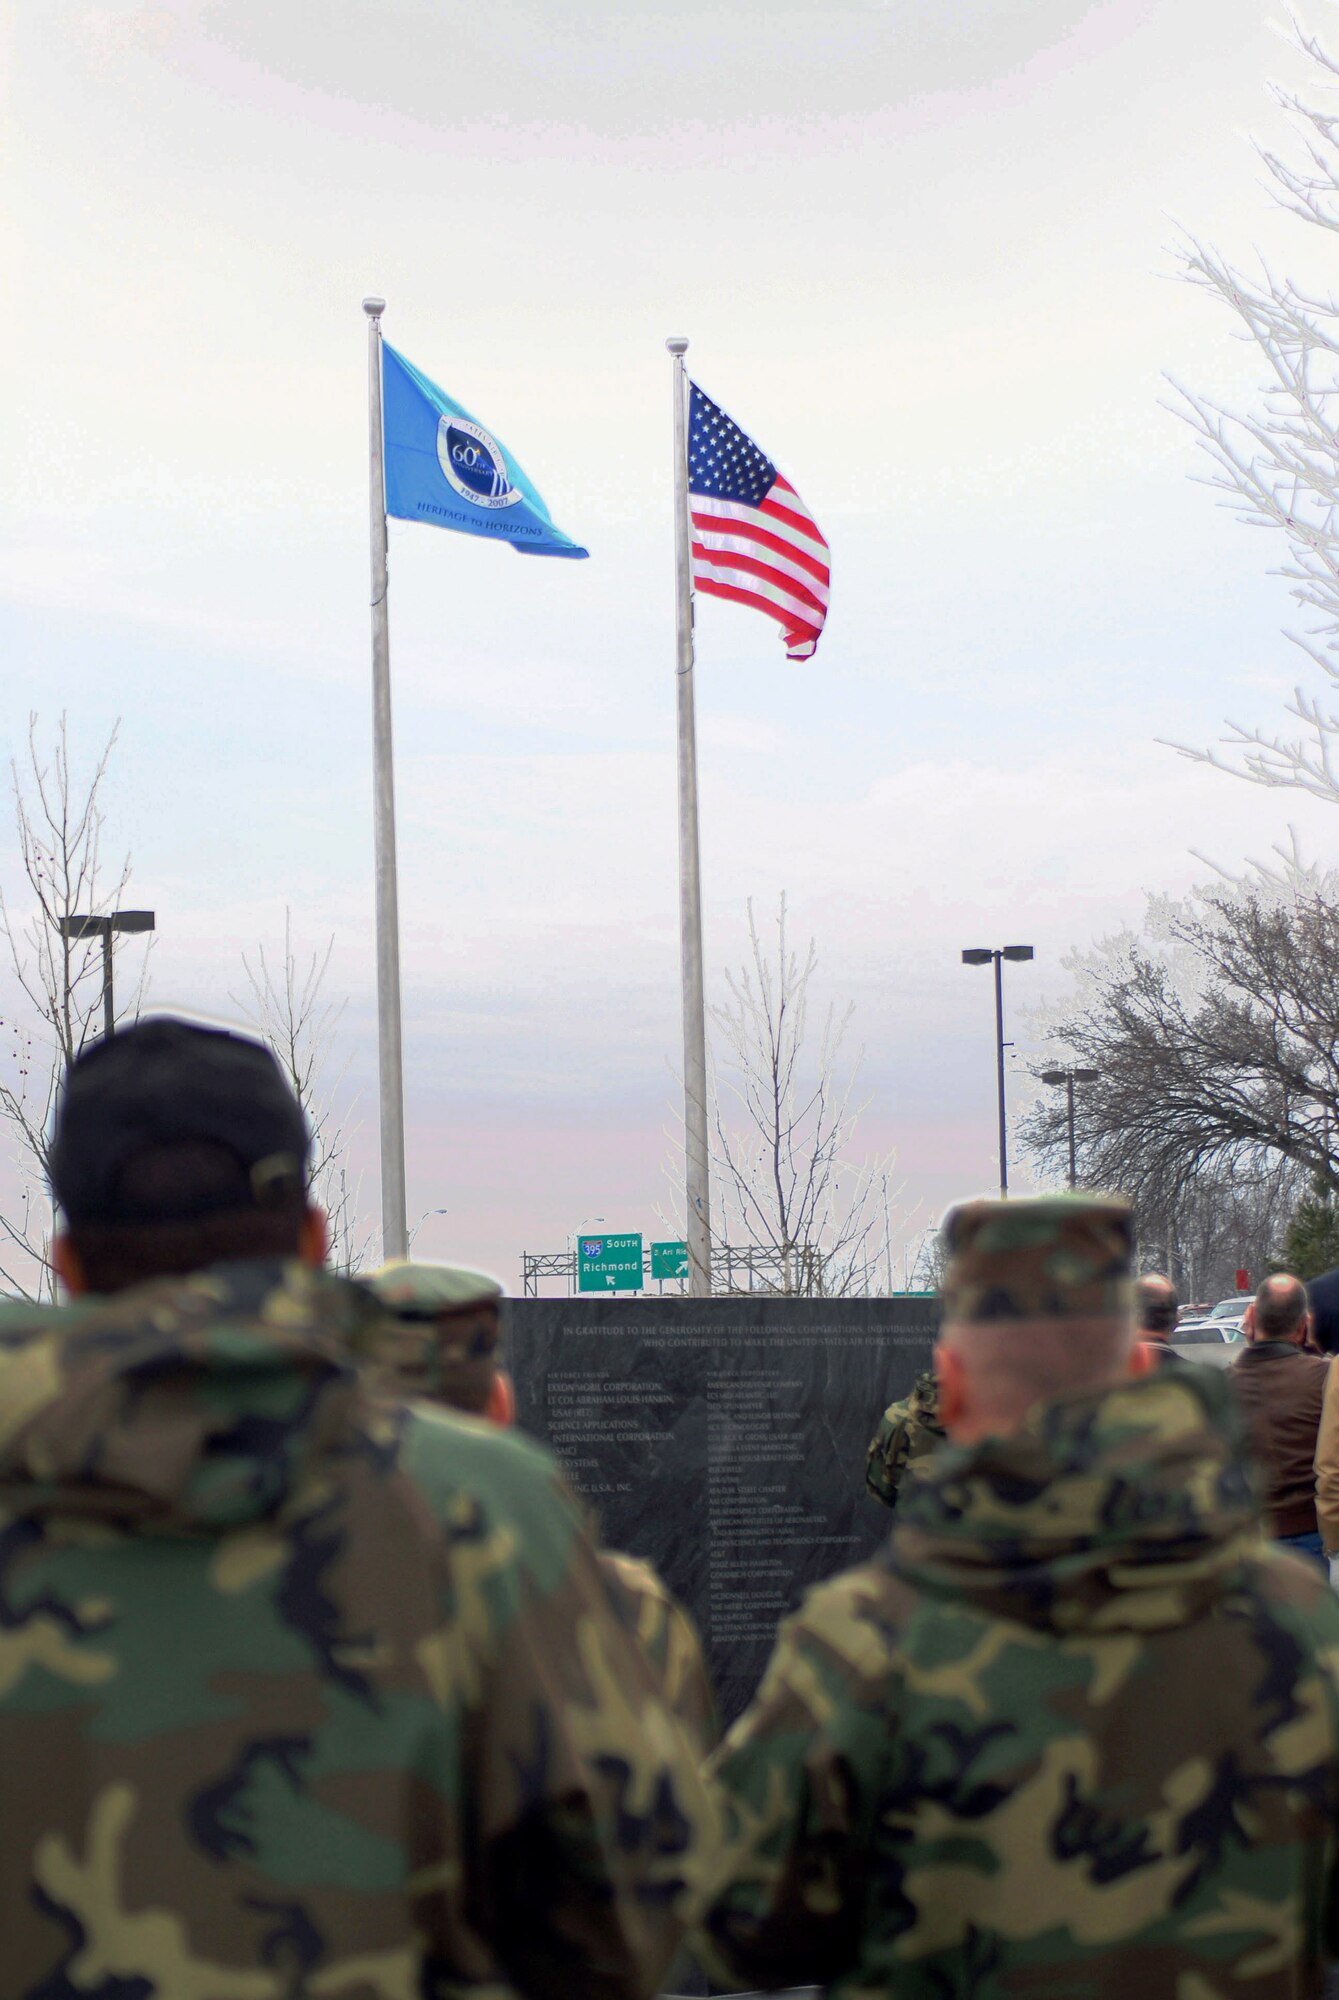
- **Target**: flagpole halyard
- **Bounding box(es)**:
[364,295,410,1263]
[668,336,713,1298]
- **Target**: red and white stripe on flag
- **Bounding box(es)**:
[691,473,829,661]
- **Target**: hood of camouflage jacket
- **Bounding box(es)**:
[0,1260,383,1531]
[888,1366,1262,1633]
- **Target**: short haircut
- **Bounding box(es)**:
[64,1141,307,1294]
[1136,1273,1178,1336]
[1254,1273,1309,1341]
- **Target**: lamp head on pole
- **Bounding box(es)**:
[1040,1070,1068,1087]
[1001,945,1035,962]
[961,948,992,966]
[59,910,155,940]
[1074,1067,1100,1083]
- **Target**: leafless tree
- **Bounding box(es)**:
[1170,9,1339,800]
[236,914,368,1273]
[0,717,146,1298]
[704,896,898,1296]
[1019,866,1339,1292]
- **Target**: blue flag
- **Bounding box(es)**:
[381,343,587,559]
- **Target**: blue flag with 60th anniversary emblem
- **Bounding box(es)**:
[381,343,588,559]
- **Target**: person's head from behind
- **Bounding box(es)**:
[1136,1271,1178,1339]
[1248,1271,1310,1347]
[49,1016,324,1297]
[934,1194,1145,1444]
[364,1262,512,1424]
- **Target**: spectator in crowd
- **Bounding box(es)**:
[1135,1269,1180,1364]
[699,1196,1339,1997]
[1308,1264,1339,1356]
[365,1258,719,1752]
[0,1018,716,1999]
[1310,1323,1339,1581]
[1232,1273,1330,1568]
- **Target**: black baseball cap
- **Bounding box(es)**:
[49,1016,310,1226]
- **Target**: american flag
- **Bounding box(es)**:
[687,382,829,661]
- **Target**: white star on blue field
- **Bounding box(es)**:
[688,387,776,505]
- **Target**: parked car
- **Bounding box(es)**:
[1173,1319,1233,1341]
[1170,1314,1241,1369]
[1203,1296,1249,1341]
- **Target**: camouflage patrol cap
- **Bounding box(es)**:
[940,1194,1134,1324]
[363,1260,504,1413]
[366,1260,503,1319]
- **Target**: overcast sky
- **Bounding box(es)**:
[4,0,1339,1284]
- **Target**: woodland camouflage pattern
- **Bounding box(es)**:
[362,1262,503,1416]
[864,1369,946,1510]
[363,1261,719,1757]
[600,1551,719,1756]
[701,1367,1339,1998]
[0,1259,717,1999]
[941,1193,1135,1323]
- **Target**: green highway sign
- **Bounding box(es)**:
[577,1231,643,1293]
[651,1240,689,1281]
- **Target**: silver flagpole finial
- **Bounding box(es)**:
[666,336,688,355]
[363,295,386,318]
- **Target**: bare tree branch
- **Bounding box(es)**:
[1169,17,1339,800]
[0,715,144,1299]
[669,894,901,1296]
[1019,863,1339,1295]
[234,913,370,1274]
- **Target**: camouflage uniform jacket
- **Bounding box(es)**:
[864,1368,946,1509]
[0,1260,718,2000]
[701,1367,1339,1998]
[600,1550,719,1755]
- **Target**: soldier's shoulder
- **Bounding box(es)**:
[397,1401,579,1542]
[601,1548,672,1606]
[0,1294,100,1343]
[782,1557,920,1691]
[1242,1540,1339,1625]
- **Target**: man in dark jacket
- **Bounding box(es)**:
[1136,1269,1180,1362]
[1308,1264,1339,1356]
[0,1018,717,1999]
[1233,1272,1330,1567]
[699,1197,1339,1999]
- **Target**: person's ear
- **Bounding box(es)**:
[935,1341,967,1429]
[52,1234,87,1297]
[1129,1339,1156,1379]
[1242,1302,1256,1342]
[298,1206,329,1269]
[485,1369,516,1428]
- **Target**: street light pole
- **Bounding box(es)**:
[1040,1066,1101,1190]
[59,910,155,1040]
[962,945,1035,1199]
[99,922,114,1041]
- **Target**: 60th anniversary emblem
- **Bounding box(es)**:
[436,415,521,510]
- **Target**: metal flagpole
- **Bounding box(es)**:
[667,337,712,1297]
[363,296,409,1262]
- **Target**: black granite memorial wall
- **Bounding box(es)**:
[508,1295,938,1724]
